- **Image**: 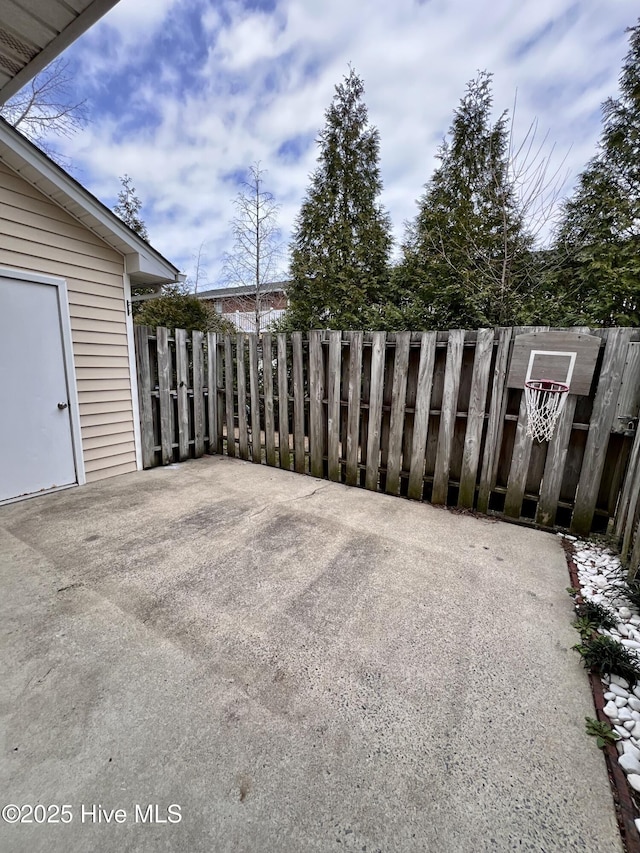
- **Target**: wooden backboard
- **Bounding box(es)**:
[507,331,601,396]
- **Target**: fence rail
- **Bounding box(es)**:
[134,325,640,570]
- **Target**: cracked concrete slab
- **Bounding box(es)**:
[0,455,622,852]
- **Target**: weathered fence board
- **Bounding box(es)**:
[263,332,276,467]
[236,334,249,461]
[386,331,411,496]
[365,332,386,491]
[327,330,342,482]
[346,331,363,487]
[572,328,633,535]
[619,425,640,562]
[248,334,261,464]
[207,332,221,455]
[215,334,224,452]
[291,332,306,474]
[432,329,464,505]
[135,325,640,554]
[477,327,513,514]
[459,328,493,508]
[379,338,394,491]
[193,330,205,458]
[309,330,325,478]
[407,331,437,500]
[277,333,290,471]
[632,524,640,574]
[224,335,235,458]
[615,342,640,432]
[536,395,578,528]
[359,333,372,488]
[175,328,190,461]
[134,325,154,468]
[504,394,536,519]
[156,326,172,465]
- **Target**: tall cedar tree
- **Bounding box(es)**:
[114,174,149,241]
[285,69,393,329]
[395,72,534,330]
[551,21,640,326]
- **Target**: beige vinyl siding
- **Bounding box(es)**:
[0,162,137,482]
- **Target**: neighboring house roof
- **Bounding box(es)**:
[198,281,289,301]
[0,0,119,103]
[0,117,181,286]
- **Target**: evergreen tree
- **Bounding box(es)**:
[395,72,535,330]
[551,21,640,326]
[285,68,393,329]
[113,174,149,241]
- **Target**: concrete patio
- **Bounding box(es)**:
[0,456,622,852]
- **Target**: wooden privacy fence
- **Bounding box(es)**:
[134,325,640,567]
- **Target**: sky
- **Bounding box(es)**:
[41,0,638,288]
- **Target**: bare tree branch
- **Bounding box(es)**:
[192,241,209,293]
[0,58,87,164]
[221,162,285,334]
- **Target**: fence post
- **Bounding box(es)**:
[134,324,154,469]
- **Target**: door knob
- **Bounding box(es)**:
[57,402,68,410]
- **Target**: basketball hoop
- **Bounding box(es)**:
[524,379,570,442]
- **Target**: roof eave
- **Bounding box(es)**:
[0,0,121,104]
[0,118,180,286]
[198,281,289,300]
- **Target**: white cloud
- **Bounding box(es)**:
[50,0,637,285]
[212,10,289,70]
[94,0,181,46]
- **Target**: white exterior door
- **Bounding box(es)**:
[0,276,78,502]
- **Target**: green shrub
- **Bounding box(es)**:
[573,635,640,687]
[575,600,616,631]
[135,292,236,334]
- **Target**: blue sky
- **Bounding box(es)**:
[41,0,638,287]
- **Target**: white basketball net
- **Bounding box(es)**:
[524,380,570,442]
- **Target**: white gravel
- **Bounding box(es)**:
[562,533,640,800]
